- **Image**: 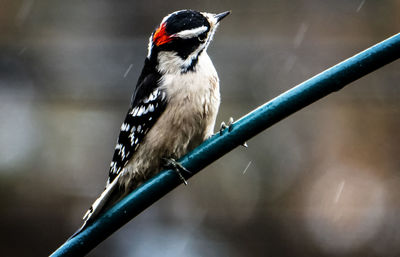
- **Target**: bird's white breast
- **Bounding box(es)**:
[159,51,219,102]
[158,51,220,141]
[121,51,220,189]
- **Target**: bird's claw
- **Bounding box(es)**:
[219,117,248,148]
[219,117,234,135]
[162,158,191,185]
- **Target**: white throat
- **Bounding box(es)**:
[156,48,206,74]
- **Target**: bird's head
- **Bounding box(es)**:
[147,10,230,73]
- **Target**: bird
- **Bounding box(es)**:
[73,9,230,236]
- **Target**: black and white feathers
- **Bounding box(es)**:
[108,62,167,184]
[79,60,168,230]
[74,9,229,237]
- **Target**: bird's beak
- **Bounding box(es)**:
[214,11,231,23]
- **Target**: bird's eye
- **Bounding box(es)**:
[198,32,207,42]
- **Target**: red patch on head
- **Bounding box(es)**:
[153,23,174,46]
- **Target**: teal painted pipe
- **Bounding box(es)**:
[50,32,400,256]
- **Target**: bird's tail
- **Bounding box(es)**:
[69,173,123,239]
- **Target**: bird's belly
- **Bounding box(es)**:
[121,55,220,190]
[121,93,218,190]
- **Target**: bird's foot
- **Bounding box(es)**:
[219,117,248,148]
[219,117,234,135]
[162,158,191,185]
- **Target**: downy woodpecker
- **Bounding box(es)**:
[76,9,230,235]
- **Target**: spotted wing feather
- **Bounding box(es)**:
[108,66,167,183]
[71,60,168,237]
[108,88,167,182]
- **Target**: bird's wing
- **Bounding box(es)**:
[108,70,168,183]
[77,60,167,231]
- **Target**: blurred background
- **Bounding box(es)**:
[0,0,399,256]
